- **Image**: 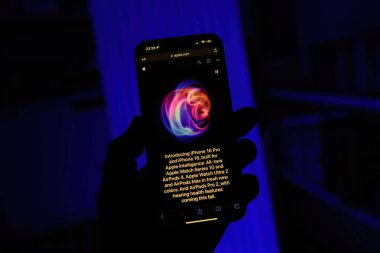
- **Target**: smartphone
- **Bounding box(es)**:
[135,34,243,226]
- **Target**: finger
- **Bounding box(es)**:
[100,116,144,195]
[231,107,259,140]
[232,174,259,221]
[99,159,138,197]
[239,174,259,204]
[227,139,257,173]
[108,116,145,160]
[103,116,145,171]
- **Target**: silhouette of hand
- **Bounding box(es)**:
[97,106,259,252]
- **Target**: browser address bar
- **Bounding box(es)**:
[140,47,220,63]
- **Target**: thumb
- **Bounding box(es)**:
[100,116,145,194]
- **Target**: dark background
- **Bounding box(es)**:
[0,0,379,252]
[240,1,380,252]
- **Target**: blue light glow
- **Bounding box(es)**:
[89,0,279,252]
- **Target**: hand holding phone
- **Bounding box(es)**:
[134,34,259,226]
[97,34,259,252]
[98,108,259,252]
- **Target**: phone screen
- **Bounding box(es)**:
[135,34,243,225]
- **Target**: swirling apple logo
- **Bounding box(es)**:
[161,80,211,140]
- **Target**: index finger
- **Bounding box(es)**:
[99,116,145,199]
[231,107,259,140]
[103,116,145,172]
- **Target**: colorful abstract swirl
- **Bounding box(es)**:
[161,80,211,140]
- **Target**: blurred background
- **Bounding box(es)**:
[0,0,379,252]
